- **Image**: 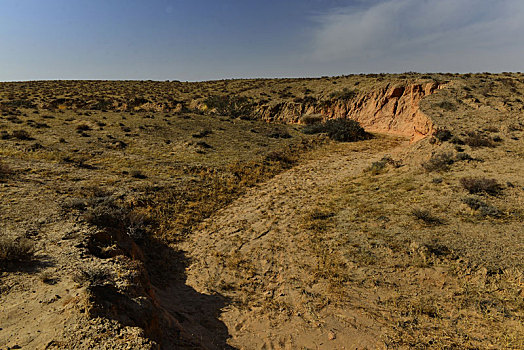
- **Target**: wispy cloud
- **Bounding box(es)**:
[309,0,524,72]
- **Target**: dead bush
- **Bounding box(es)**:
[460,177,502,196]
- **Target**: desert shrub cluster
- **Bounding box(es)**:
[463,131,494,148]
[302,118,371,142]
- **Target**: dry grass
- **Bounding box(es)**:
[0,234,34,265]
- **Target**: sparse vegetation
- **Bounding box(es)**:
[0,74,523,349]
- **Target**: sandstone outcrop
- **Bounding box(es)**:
[255,82,442,141]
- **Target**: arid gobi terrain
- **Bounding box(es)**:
[0,73,523,349]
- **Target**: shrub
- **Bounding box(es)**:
[76,124,91,132]
[83,197,149,241]
[11,129,32,140]
[449,136,464,145]
[463,131,494,148]
[434,129,453,142]
[422,152,454,172]
[411,208,443,225]
[302,118,371,142]
[462,197,500,217]
[460,177,502,196]
[366,156,400,175]
[455,152,474,161]
[130,169,147,179]
[0,235,34,264]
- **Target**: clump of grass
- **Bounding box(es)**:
[300,114,323,125]
[366,156,401,175]
[0,235,35,265]
[422,152,454,172]
[302,118,371,142]
[61,197,87,211]
[460,177,502,196]
[83,197,149,241]
[411,208,443,225]
[72,267,113,286]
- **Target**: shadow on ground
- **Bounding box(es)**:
[144,238,235,350]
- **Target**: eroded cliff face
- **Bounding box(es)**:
[255,82,442,142]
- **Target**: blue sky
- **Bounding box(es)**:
[1,0,523,81]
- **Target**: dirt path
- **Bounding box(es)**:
[175,136,407,349]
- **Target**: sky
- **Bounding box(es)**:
[1,0,523,81]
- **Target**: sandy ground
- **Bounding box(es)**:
[177,136,405,349]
